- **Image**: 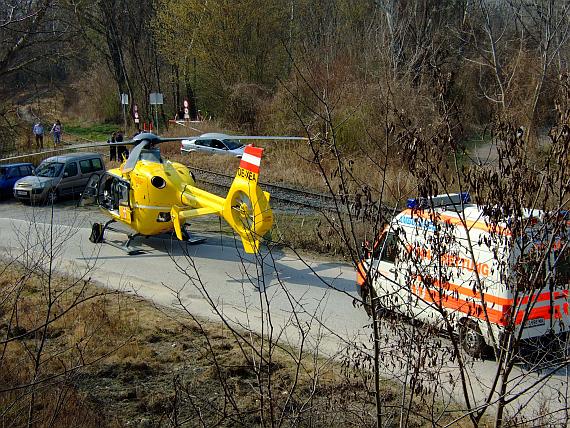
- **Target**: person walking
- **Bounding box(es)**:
[32,122,44,149]
[50,120,62,146]
[108,132,117,161]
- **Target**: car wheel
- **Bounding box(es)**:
[46,189,58,205]
[460,320,486,358]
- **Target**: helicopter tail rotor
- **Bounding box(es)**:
[221,145,273,253]
[172,145,273,253]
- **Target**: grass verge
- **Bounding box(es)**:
[0,259,476,427]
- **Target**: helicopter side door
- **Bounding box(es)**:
[97,174,130,214]
[78,173,102,207]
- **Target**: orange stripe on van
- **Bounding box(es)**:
[356,261,366,287]
[401,209,511,236]
[416,276,513,306]
[515,305,562,325]
[417,285,507,325]
[415,278,568,326]
[519,289,569,305]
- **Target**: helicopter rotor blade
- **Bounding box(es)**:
[121,140,148,173]
[223,135,308,141]
[0,141,111,162]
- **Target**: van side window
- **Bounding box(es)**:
[19,166,32,176]
[7,167,18,178]
[91,158,103,171]
[64,162,78,177]
[79,160,90,173]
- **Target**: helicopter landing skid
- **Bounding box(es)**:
[90,220,145,255]
[181,225,206,245]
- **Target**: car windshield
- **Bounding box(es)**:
[224,139,243,150]
[35,162,64,177]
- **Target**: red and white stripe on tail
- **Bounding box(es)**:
[239,145,263,174]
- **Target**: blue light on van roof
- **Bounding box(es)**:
[407,198,420,209]
[460,192,471,203]
[407,192,471,209]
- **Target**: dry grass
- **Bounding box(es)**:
[161,121,418,208]
[0,259,478,427]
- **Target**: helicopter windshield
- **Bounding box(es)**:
[35,162,64,177]
[223,139,243,150]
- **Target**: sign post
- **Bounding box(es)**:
[149,92,164,134]
[133,104,140,130]
[183,99,190,120]
[121,93,129,133]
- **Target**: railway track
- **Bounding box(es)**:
[191,167,352,214]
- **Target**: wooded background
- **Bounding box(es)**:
[2,0,569,147]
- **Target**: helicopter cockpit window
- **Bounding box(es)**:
[140,149,162,163]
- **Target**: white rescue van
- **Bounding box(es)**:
[357,193,570,356]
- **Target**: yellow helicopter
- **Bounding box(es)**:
[3,131,305,254]
[80,132,286,254]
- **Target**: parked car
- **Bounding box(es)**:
[180,133,245,158]
[14,153,105,204]
[0,163,34,198]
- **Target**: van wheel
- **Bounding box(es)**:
[460,320,485,358]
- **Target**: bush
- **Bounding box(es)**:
[224,83,271,133]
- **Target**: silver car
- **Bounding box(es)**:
[180,133,245,158]
[14,153,105,204]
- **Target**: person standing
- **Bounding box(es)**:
[32,122,44,149]
[116,131,128,160]
[51,120,62,146]
[108,132,117,161]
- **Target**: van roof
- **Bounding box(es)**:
[0,162,34,168]
[394,203,547,238]
[42,153,103,163]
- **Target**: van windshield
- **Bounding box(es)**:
[36,162,64,177]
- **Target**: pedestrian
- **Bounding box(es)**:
[32,122,44,149]
[108,131,117,161]
[116,131,128,160]
[50,120,62,146]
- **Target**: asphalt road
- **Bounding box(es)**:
[0,198,569,423]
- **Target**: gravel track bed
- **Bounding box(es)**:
[191,167,349,214]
